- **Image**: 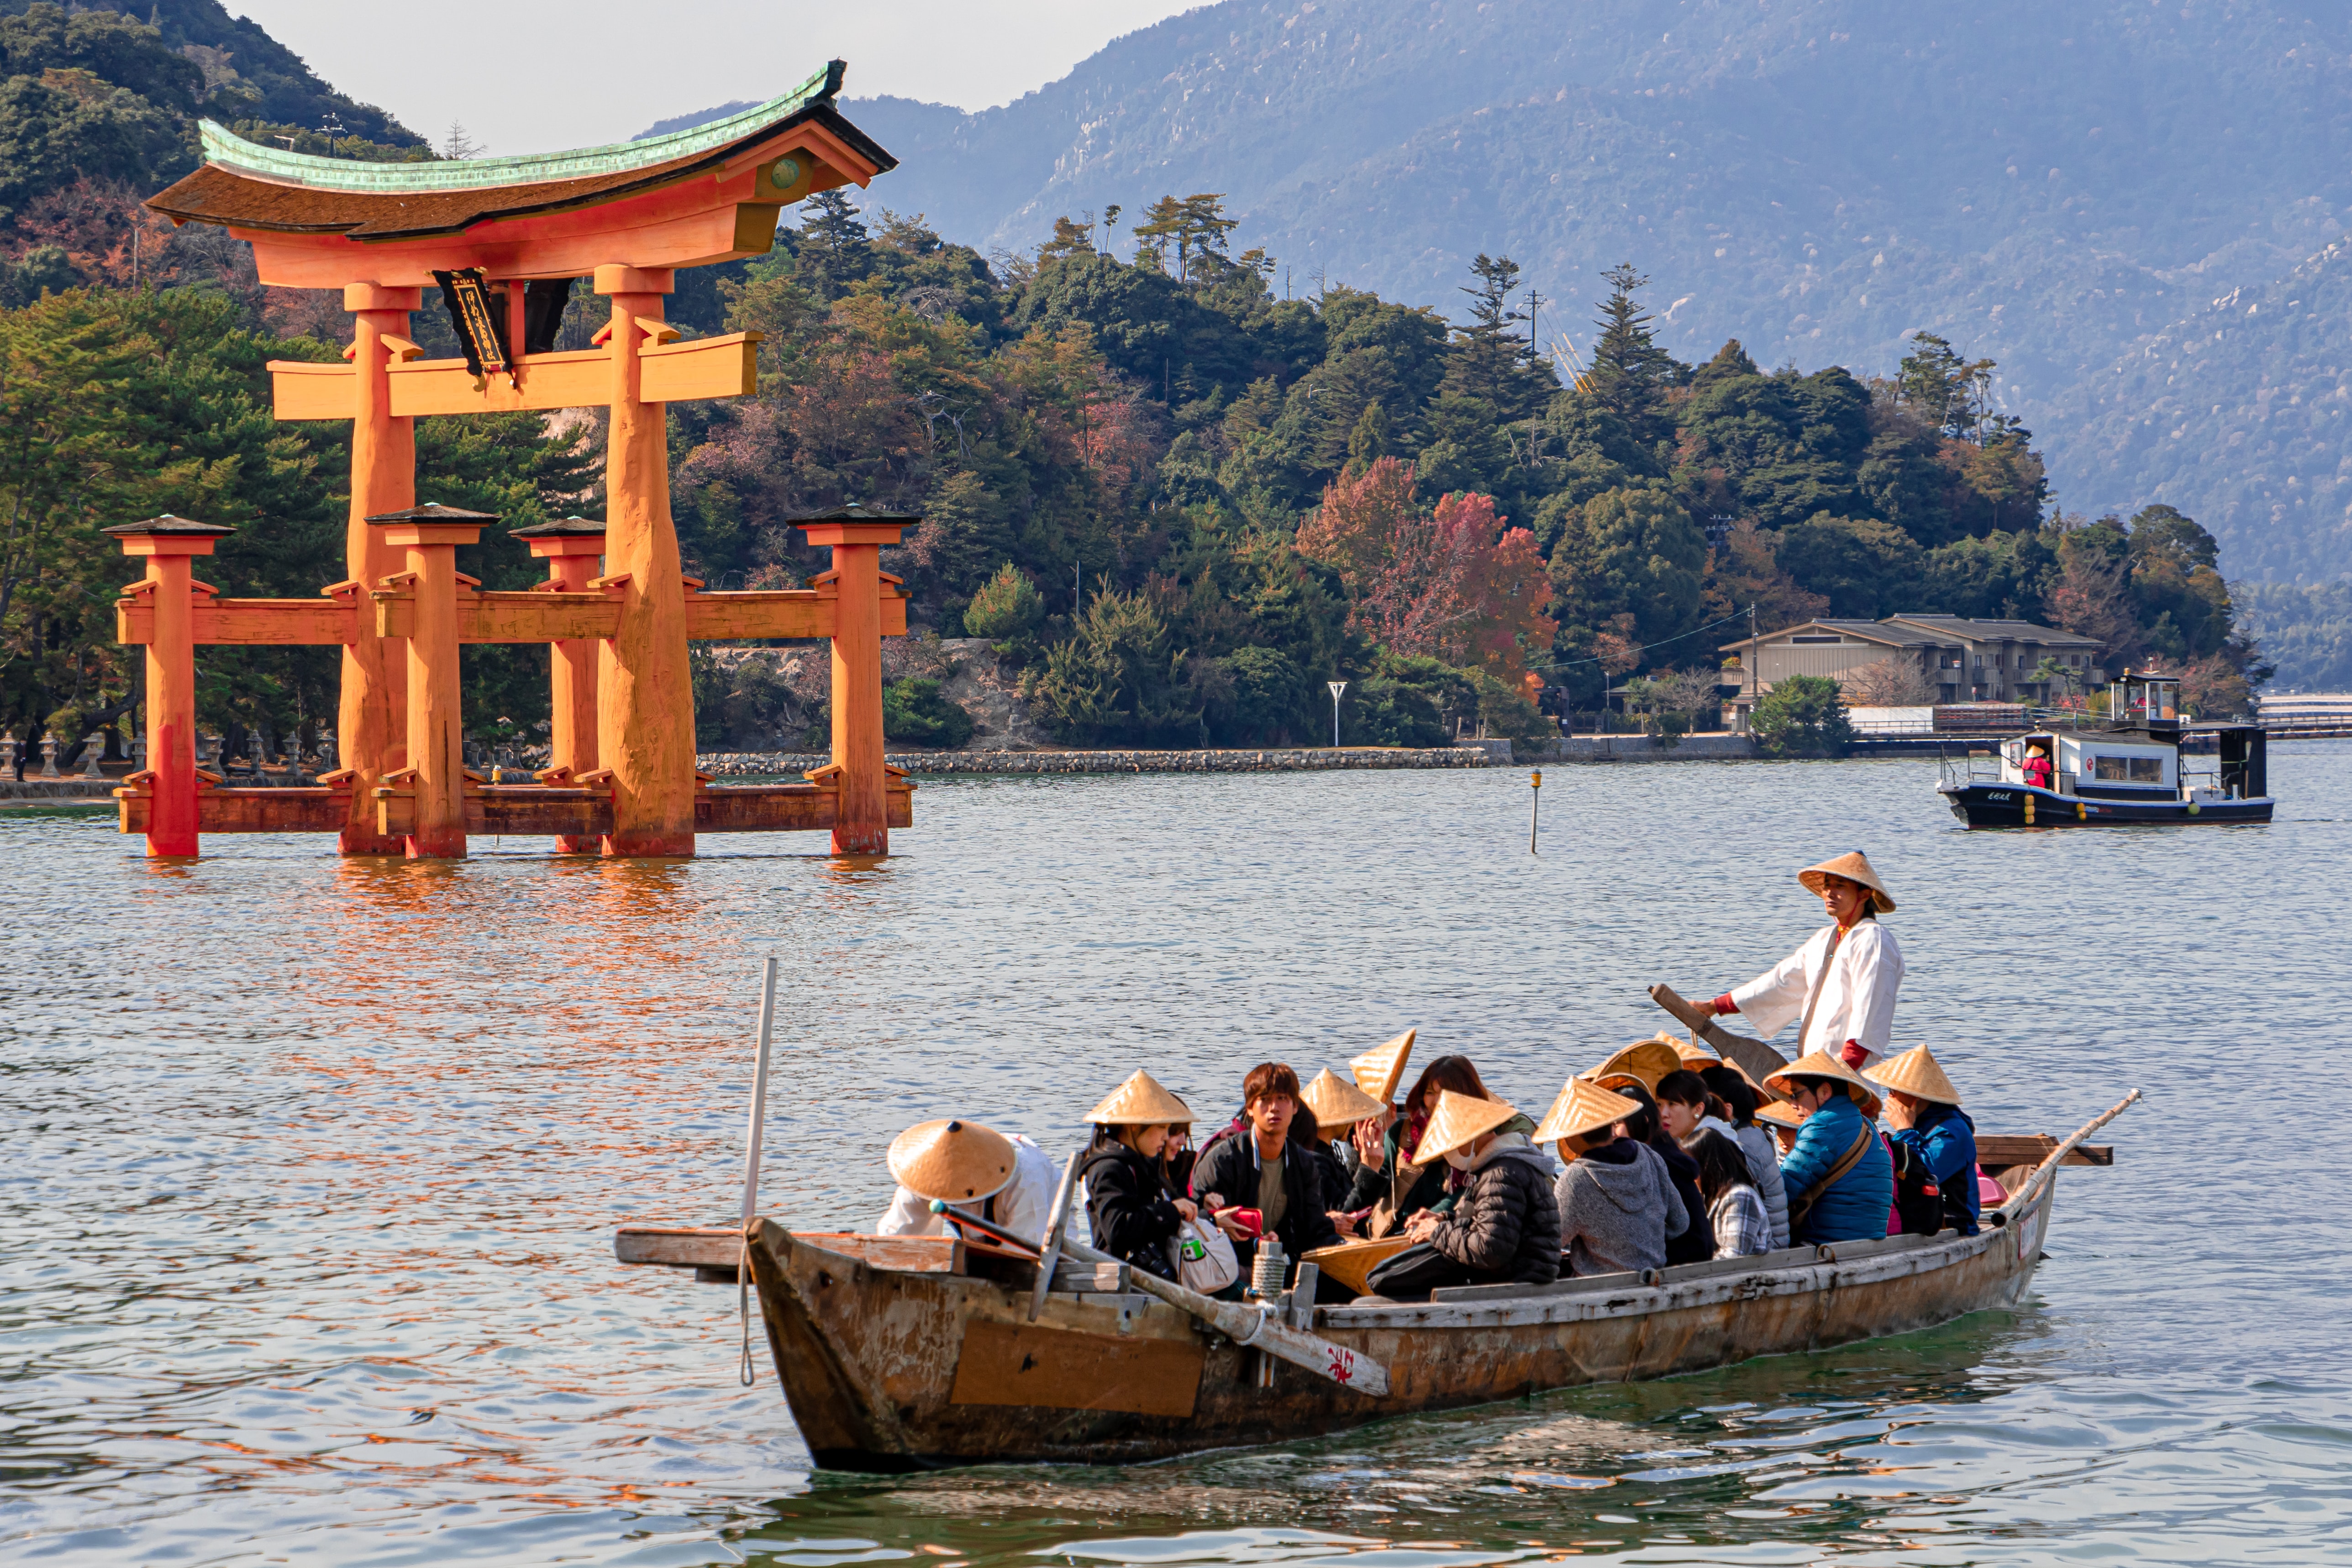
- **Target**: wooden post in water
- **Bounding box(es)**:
[339,284,423,855]
[512,516,607,852]
[103,516,233,857]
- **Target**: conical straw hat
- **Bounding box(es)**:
[1412,1089,1518,1165]
[1865,1045,1963,1105]
[1764,1050,1883,1119]
[1086,1069,1193,1126]
[1753,1098,1808,1131]
[887,1118,1017,1204]
[1533,1078,1641,1145]
[1350,1028,1415,1103]
[1797,850,1896,913]
[1582,1038,1681,1093]
[1300,1068,1385,1129]
[1668,1035,1720,1073]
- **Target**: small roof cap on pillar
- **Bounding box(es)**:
[788,501,922,526]
[508,515,606,537]
[101,514,235,538]
[365,501,501,524]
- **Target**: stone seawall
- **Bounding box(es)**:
[698,747,1493,776]
[0,779,117,800]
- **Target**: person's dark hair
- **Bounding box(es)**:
[1691,1129,1754,1202]
[1403,1054,1489,1115]
[1291,1104,1323,1144]
[1699,1064,1758,1126]
[1611,1081,1661,1144]
[1656,1069,1708,1108]
[1242,1061,1300,1109]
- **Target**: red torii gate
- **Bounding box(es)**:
[126,62,909,860]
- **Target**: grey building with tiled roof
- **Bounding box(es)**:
[1721,615,2104,705]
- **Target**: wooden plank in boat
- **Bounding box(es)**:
[1429,1269,1651,1304]
[616,1226,962,1273]
[1978,1136,2112,1168]
[947,1320,1203,1417]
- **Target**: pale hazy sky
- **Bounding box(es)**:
[225,1,1203,155]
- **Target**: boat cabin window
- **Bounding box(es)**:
[2092,757,2164,783]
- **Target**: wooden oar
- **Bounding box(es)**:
[1650,981,1789,1081]
[1996,1089,2142,1214]
[928,1200,1390,1397]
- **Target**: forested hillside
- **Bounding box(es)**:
[838,0,2352,596]
[0,5,2291,769]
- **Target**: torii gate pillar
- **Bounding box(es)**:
[339,283,421,855]
[594,265,696,858]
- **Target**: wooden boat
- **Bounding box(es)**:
[616,1110,2127,1472]
[1938,670,2273,828]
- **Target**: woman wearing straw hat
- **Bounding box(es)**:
[1360,1090,1560,1302]
[1764,1050,1895,1245]
[1299,1069,1386,1237]
[1079,1070,1200,1282]
[1866,1046,1982,1236]
[1540,1078,1689,1278]
[875,1116,1060,1242]
[1705,851,1905,1071]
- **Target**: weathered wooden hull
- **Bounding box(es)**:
[743,1177,2060,1472]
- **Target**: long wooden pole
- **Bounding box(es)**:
[741,957,779,1224]
[1996,1089,2141,1215]
[930,1201,1390,1396]
[1649,981,1788,1082]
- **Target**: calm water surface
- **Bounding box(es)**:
[3,748,2347,1566]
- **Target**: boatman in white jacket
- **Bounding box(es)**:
[1706,851,1904,1071]
[874,1116,1059,1242]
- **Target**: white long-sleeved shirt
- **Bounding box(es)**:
[874,1133,1058,1244]
[1728,920,1904,1067]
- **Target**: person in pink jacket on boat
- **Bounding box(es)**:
[1706,851,1904,1072]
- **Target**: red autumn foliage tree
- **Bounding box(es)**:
[1297,459,1556,682]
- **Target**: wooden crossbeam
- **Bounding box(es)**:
[117,784,353,835]
[268,332,762,421]
[118,580,907,649]
[117,595,361,647]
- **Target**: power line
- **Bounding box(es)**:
[1526,604,1759,675]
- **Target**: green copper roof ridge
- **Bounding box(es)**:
[198,60,842,194]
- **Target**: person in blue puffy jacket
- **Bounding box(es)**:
[1867,1045,1982,1236]
[1767,1051,1894,1245]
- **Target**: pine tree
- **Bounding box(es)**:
[1582,263,1677,437]
[1896,332,1995,439]
[1441,253,1546,417]
[794,189,870,300]
[1038,215,1096,264]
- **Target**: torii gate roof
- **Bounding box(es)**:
[147,60,895,288]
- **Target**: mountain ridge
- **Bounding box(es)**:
[805,0,2352,584]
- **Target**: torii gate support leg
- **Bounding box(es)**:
[594,264,695,858]
[799,518,905,855]
[339,283,421,855]
[376,513,484,859]
[520,525,606,853]
[118,540,213,855]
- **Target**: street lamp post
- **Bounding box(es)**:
[1328,680,1347,749]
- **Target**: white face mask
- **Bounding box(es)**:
[1443,1147,1477,1172]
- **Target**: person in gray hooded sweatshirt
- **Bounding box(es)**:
[1552,1112,1689,1277]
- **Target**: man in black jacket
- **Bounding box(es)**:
[1189,1062,1340,1289]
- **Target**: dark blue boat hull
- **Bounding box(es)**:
[1940,783,2273,828]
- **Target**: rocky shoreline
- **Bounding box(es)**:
[698,746,1495,776]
